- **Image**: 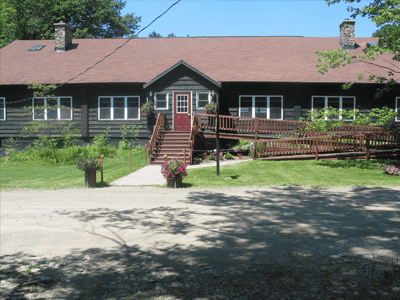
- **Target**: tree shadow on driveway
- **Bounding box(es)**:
[1,186,400,299]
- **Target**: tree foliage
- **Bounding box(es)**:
[148,31,162,38]
[316,0,400,94]
[0,0,141,48]
[305,106,399,133]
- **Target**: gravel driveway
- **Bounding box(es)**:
[1,186,400,299]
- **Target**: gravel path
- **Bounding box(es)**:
[1,185,400,299]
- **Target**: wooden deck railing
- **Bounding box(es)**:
[195,113,388,138]
[254,131,398,158]
[148,113,165,162]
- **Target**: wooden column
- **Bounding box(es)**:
[80,85,89,138]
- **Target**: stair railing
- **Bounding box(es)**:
[189,114,200,165]
[148,113,165,163]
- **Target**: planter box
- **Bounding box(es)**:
[85,169,96,188]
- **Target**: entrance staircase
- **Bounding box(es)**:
[149,131,191,165]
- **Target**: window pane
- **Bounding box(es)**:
[270,97,282,119]
[99,97,111,119]
[197,93,209,109]
[240,96,252,117]
[34,98,45,120]
[313,97,325,110]
[127,97,139,119]
[327,97,340,120]
[342,97,355,119]
[255,96,267,118]
[114,97,125,119]
[342,97,354,110]
[60,97,72,120]
[47,98,58,120]
[155,93,167,109]
[0,99,4,120]
[177,95,188,113]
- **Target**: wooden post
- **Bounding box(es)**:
[254,119,259,140]
[130,152,132,172]
[366,134,370,160]
[315,138,319,161]
[101,155,104,183]
[161,114,166,130]
[253,141,257,159]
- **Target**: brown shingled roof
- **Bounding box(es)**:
[1,36,397,85]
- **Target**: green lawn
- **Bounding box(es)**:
[1,157,398,190]
[0,151,148,190]
[183,159,400,188]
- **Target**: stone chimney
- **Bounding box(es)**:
[339,19,356,50]
[54,22,73,52]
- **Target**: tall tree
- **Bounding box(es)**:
[316,0,400,93]
[0,0,141,48]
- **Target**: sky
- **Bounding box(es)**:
[122,0,378,38]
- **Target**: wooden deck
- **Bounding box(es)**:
[149,113,400,164]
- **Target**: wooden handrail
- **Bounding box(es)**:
[188,114,199,165]
[148,113,163,163]
[255,131,397,158]
[194,113,387,138]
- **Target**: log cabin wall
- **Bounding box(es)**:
[221,82,400,128]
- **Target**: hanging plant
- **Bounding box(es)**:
[141,102,152,116]
[204,102,217,114]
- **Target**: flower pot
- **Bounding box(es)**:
[85,169,96,188]
[168,177,182,188]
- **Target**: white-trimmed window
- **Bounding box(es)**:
[239,95,283,119]
[33,97,72,120]
[311,96,355,120]
[0,98,5,121]
[396,98,399,122]
[196,92,211,110]
[98,96,140,120]
[154,93,169,110]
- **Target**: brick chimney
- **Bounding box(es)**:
[54,22,73,52]
[339,19,356,50]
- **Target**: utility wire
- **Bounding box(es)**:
[5,0,182,104]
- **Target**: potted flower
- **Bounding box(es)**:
[161,158,188,188]
[204,102,217,114]
[76,157,101,187]
[141,102,152,116]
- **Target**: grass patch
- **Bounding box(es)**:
[183,159,400,188]
[0,150,147,190]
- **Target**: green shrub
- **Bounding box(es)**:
[235,139,252,148]
[224,153,234,159]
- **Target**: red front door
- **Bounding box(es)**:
[174,93,191,131]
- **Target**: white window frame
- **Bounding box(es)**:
[239,95,283,119]
[154,93,169,110]
[396,98,399,122]
[98,96,140,120]
[196,92,211,110]
[0,98,5,121]
[32,97,73,120]
[311,96,356,121]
